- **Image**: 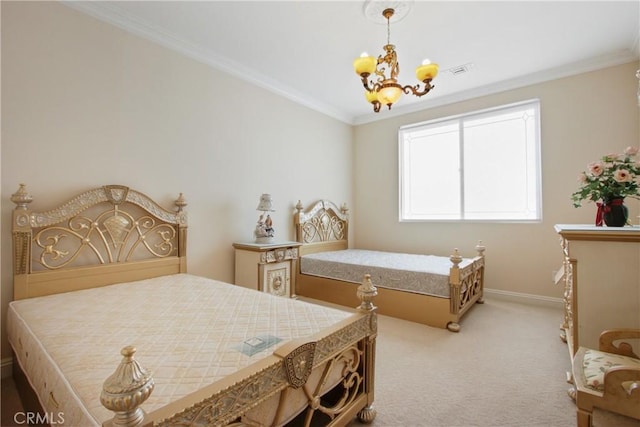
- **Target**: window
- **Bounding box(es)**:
[399,100,541,222]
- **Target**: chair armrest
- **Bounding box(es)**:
[603,366,640,397]
[599,329,640,358]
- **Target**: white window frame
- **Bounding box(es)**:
[399,99,542,222]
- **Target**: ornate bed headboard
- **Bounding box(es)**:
[294,200,349,254]
[11,184,188,299]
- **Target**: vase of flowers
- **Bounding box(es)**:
[601,196,628,227]
[571,146,640,227]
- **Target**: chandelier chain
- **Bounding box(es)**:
[387,14,391,45]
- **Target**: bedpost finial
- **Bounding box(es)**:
[101,346,154,427]
[357,274,378,311]
[475,240,486,256]
[11,184,33,210]
[175,193,187,212]
[340,202,349,215]
[295,200,303,212]
[450,249,462,266]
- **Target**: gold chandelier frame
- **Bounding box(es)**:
[354,7,438,112]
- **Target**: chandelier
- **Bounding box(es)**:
[353,6,438,113]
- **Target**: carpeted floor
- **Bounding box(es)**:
[1,297,638,426]
[1,377,23,427]
[348,297,639,427]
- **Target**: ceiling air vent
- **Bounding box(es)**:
[447,63,474,76]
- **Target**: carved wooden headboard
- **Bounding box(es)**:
[293,200,349,255]
[11,184,188,299]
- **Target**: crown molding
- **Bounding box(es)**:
[353,49,639,125]
[61,2,639,127]
[61,1,352,124]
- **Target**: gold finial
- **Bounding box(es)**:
[101,346,154,427]
[357,274,378,311]
[450,249,462,267]
[175,192,187,212]
[11,184,33,209]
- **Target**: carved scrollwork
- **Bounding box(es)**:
[284,342,316,389]
[11,185,186,271]
[31,209,179,269]
[27,186,185,228]
[455,268,483,312]
[300,345,363,423]
[295,200,349,244]
[155,360,286,427]
[300,212,346,243]
[103,185,130,205]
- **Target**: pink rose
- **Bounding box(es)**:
[624,146,639,156]
[588,162,604,176]
[614,169,632,183]
[578,172,588,183]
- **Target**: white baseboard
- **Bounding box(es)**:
[1,357,13,379]
[484,288,563,309]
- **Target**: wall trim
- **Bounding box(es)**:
[484,288,563,309]
[60,1,351,125]
[61,1,639,126]
[1,357,13,379]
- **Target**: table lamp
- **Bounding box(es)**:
[255,194,275,243]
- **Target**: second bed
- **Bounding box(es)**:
[293,199,486,332]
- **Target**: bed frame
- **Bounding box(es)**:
[293,199,486,332]
[10,184,378,427]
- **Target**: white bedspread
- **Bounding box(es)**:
[300,249,472,297]
[7,274,352,426]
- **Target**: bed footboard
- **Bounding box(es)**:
[102,275,379,427]
[446,241,486,332]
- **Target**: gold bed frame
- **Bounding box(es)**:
[294,199,486,332]
[10,184,378,427]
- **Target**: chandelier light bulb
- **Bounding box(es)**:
[416,59,439,82]
[353,52,377,76]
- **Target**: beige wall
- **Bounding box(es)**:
[1,2,639,364]
[0,2,353,361]
[353,61,640,299]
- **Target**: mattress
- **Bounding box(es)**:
[300,249,473,297]
[7,274,352,426]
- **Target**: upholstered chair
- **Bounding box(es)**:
[571,328,640,427]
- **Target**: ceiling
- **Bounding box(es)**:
[63,1,640,125]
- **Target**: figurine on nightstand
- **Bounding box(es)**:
[255,194,275,243]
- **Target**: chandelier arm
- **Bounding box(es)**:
[401,81,435,97]
[360,76,375,92]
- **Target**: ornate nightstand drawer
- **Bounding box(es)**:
[261,247,298,263]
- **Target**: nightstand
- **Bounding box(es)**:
[232,241,302,298]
